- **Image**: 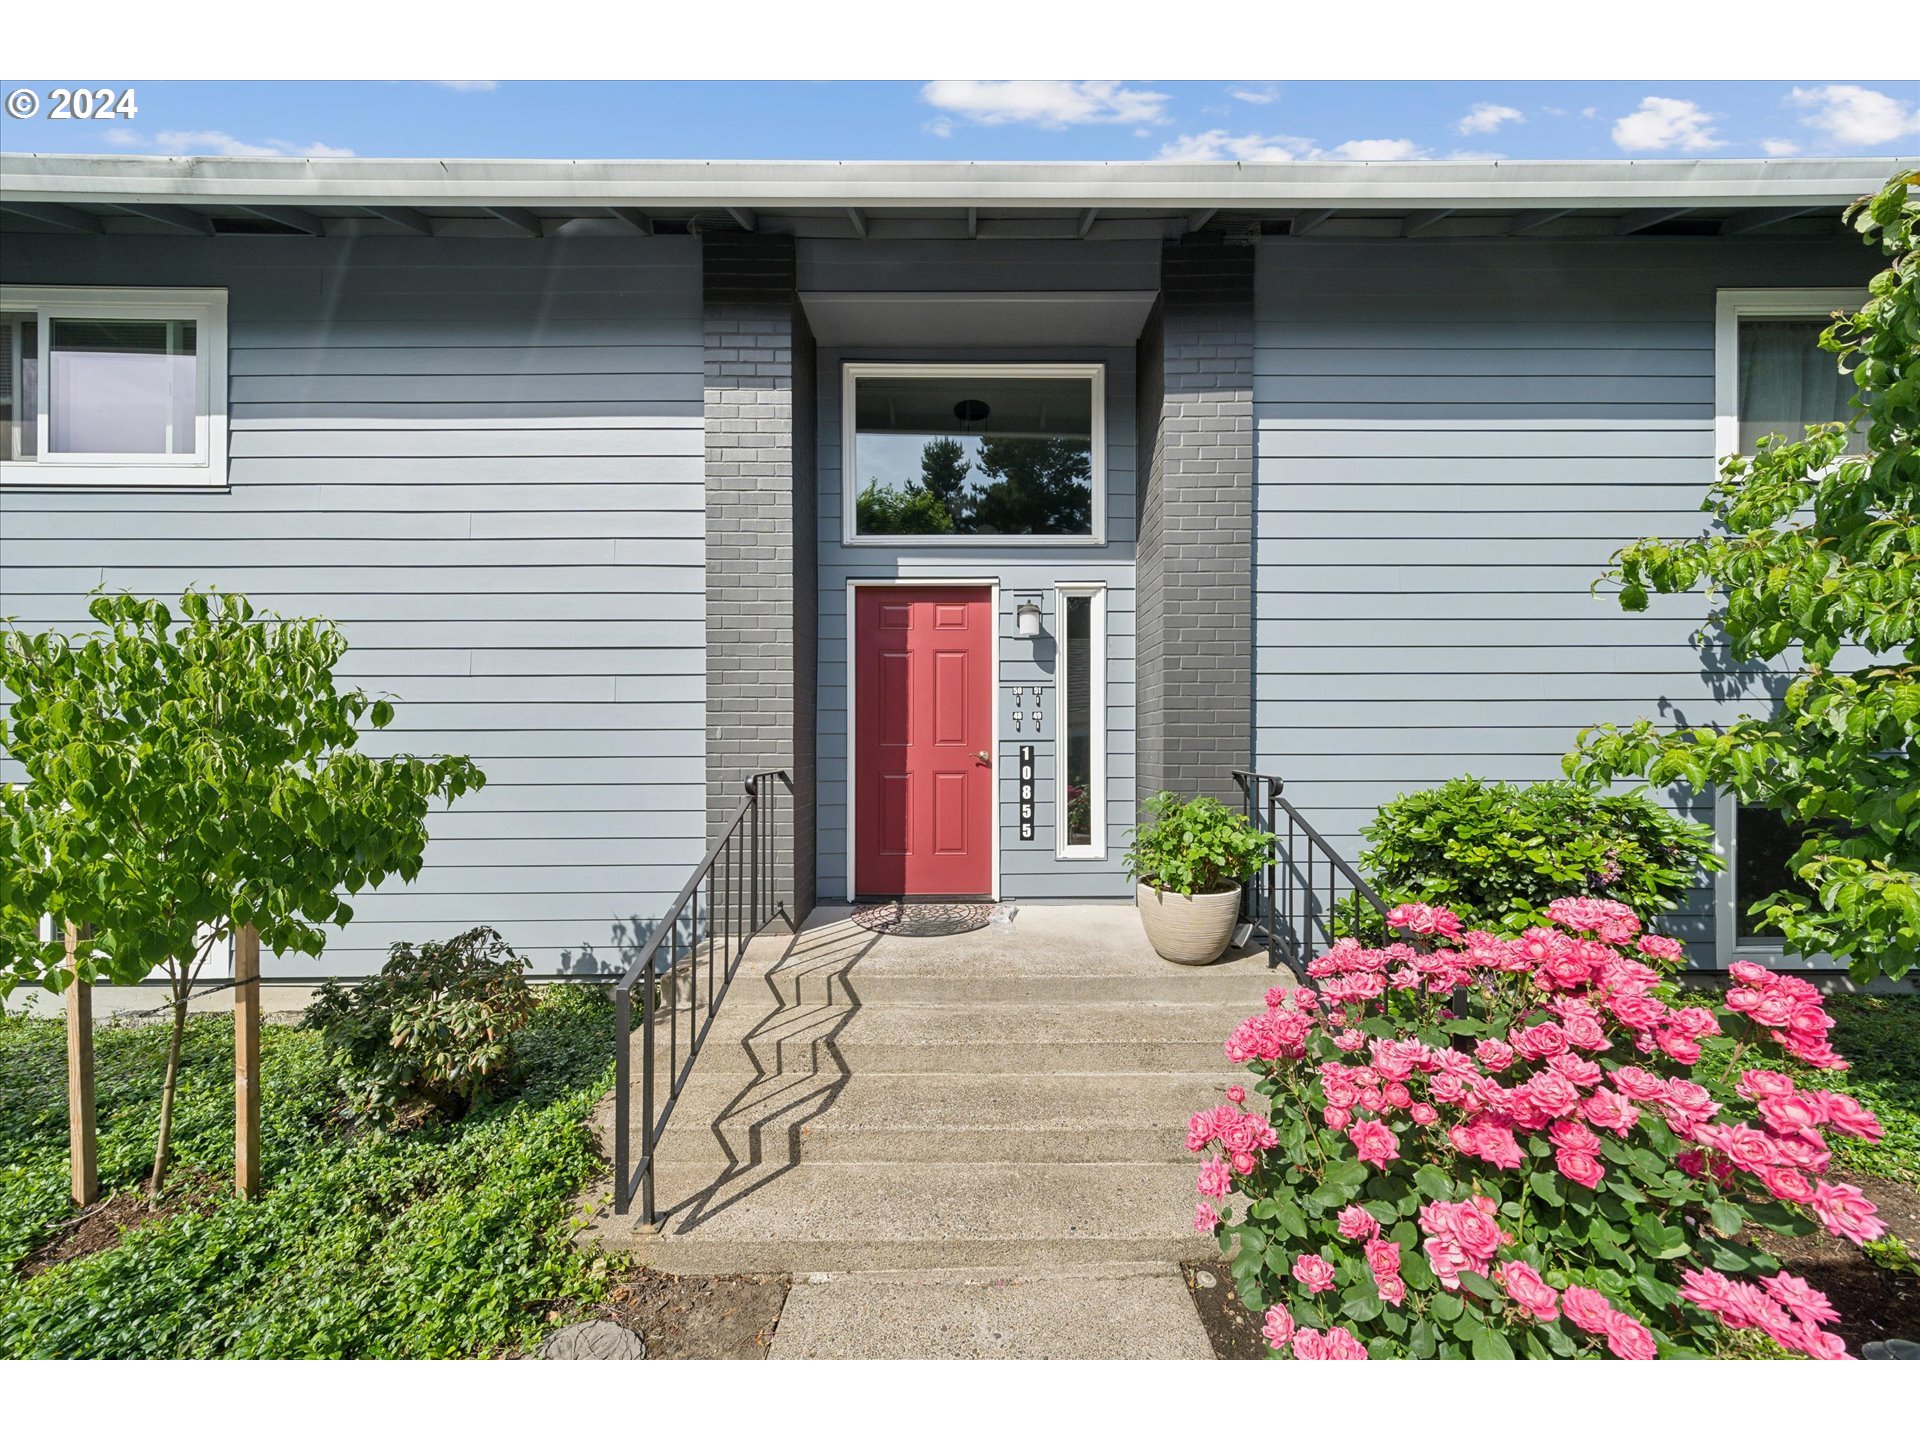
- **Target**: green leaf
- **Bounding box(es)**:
[1529,1170,1564,1207]
[1470,1326,1516,1360]
[1707,1200,1746,1239]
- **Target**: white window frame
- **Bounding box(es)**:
[840,361,1106,548]
[1711,790,1840,973]
[1713,288,1868,462]
[0,284,228,489]
[1054,582,1107,860]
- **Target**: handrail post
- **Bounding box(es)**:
[613,984,631,1215]
[641,938,656,1227]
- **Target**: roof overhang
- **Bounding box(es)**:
[2,153,1912,243]
[800,290,1158,347]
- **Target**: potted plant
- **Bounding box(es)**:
[1124,791,1276,965]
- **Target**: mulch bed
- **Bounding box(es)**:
[1183,1261,1268,1360]
[16,1171,225,1281]
[1749,1170,1920,1356]
[1185,1169,1920,1360]
[565,1267,789,1359]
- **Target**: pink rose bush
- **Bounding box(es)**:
[1192,896,1884,1359]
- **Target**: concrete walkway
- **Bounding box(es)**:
[585,903,1280,1359]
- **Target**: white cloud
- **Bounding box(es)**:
[1457,103,1522,136]
[1156,130,1307,162]
[428,81,498,93]
[1319,138,1429,162]
[924,117,954,139]
[1611,96,1725,153]
[1789,85,1920,148]
[1155,131,1429,163]
[107,129,356,159]
[1447,149,1506,162]
[1229,83,1279,105]
[1761,137,1802,158]
[920,80,1170,129]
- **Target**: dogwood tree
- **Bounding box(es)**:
[0,590,484,1191]
[1567,170,1920,981]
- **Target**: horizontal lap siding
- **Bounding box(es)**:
[1252,237,1876,966]
[0,234,705,978]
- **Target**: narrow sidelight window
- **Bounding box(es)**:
[1055,584,1106,858]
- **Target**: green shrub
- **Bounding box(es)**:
[0,986,617,1358]
[1125,791,1276,896]
[1359,778,1717,934]
[305,927,539,1120]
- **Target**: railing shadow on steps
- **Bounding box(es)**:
[614,769,792,1224]
[1233,769,1394,975]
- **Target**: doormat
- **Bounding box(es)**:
[850,901,1001,937]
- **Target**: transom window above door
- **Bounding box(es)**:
[844,363,1104,545]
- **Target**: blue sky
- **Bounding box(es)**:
[1,80,1917,162]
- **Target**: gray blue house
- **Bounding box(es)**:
[0,153,1903,977]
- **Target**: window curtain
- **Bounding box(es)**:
[1736,319,1862,454]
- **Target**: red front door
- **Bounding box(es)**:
[854,586,994,898]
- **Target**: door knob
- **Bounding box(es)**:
[976,750,990,764]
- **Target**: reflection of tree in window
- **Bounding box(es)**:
[1064,594,1092,847]
[851,373,1095,538]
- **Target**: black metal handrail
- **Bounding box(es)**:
[1233,769,1394,972]
[614,769,791,1222]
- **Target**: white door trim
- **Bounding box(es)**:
[845,577,1001,903]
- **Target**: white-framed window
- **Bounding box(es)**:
[1054,582,1106,859]
[1,285,228,488]
[1711,791,1838,971]
[842,362,1105,546]
[1714,288,1869,461]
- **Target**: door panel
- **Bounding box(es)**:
[854,586,993,897]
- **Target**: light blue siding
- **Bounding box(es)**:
[1252,237,1877,965]
[0,234,706,978]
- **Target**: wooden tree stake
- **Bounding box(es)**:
[234,924,261,1199]
[64,922,98,1207]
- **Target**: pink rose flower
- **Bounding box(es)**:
[1292,1253,1338,1294]
[1409,1102,1440,1125]
[1809,1090,1883,1141]
[1811,1182,1886,1245]
[1608,1065,1668,1102]
[1196,1159,1231,1198]
[1375,1273,1407,1307]
[1293,1325,1369,1360]
[1760,1271,1840,1326]
[1555,1149,1607,1189]
[1493,1260,1560,1323]
[1348,1118,1400,1168]
[1229,1149,1257,1176]
[1603,1310,1658,1360]
[1560,1285,1616,1335]
[1261,1303,1295,1350]
[1475,1038,1515,1070]
[1337,1205,1380,1241]
[1323,1105,1352,1130]
[1193,1202,1220,1232]
[1225,1084,1245,1104]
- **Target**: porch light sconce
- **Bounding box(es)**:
[1015,600,1043,639]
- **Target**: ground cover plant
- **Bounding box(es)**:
[1359,778,1716,933]
[0,985,615,1358]
[1192,896,1889,1359]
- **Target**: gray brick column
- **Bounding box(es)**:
[703,232,817,920]
[1134,237,1255,805]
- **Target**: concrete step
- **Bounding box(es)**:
[597,1159,1216,1275]
[612,1069,1236,1167]
[769,1263,1214,1359]
[642,997,1254,1077]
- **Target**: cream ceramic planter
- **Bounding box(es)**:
[1135,882,1242,966]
